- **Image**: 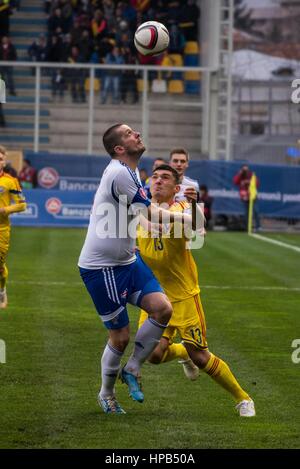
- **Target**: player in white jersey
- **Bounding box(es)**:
[169,148,199,202]
[78,124,192,414]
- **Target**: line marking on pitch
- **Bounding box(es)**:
[250,233,300,253]
[9,280,300,291]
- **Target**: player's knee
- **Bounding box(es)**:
[154,301,172,325]
[195,350,210,369]
[109,331,130,352]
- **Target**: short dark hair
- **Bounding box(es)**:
[24,158,31,165]
[153,164,180,185]
[169,148,189,161]
[200,184,208,192]
[103,123,124,157]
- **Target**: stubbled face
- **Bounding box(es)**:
[116,125,145,157]
[150,169,179,203]
[169,153,188,177]
[0,152,6,172]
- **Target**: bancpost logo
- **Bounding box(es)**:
[0,77,6,103]
[45,197,62,215]
[38,167,59,189]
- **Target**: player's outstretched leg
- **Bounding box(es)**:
[201,352,256,417]
[98,342,126,414]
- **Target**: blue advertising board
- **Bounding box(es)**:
[17,151,300,226]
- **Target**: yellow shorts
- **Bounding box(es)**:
[138,294,208,350]
[0,229,10,269]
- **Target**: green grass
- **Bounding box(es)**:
[0,228,300,449]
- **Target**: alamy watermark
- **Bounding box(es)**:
[291,79,300,104]
[94,198,205,249]
[291,339,300,364]
[0,77,6,104]
[0,339,6,364]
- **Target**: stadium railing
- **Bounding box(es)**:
[0,60,211,156]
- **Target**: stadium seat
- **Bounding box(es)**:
[168,79,184,94]
[169,54,183,67]
[184,41,199,55]
[184,54,199,67]
[184,71,201,81]
[137,79,150,92]
[84,78,100,92]
[184,81,200,94]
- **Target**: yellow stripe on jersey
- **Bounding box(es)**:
[138,202,200,302]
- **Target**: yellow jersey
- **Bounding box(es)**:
[138,201,200,302]
[0,172,26,231]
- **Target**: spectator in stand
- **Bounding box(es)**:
[78,29,93,63]
[166,0,181,28]
[60,32,72,62]
[28,34,48,75]
[122,0,137,31]
[131,0,150,14]
[59,0,73,33]
[51,68,65,99]
[97,35,114,63]
[48,8,65,36]
[151,0,168,25]
[0,36,17,96]
[233,165,260,232]
[199,184,213,230]
[28,34,48,63]
[91,9,108,42]
[121,45,139,104]
[70,17,84,45]
[179,0,200,41]
[102,0,115,30]
[100,46,124,104]
[47,34,63,62]
[0,0,11,36]
[168,23,186,55]
[115,19,133,47]
[66,45,86,103]
[18,159,38,189]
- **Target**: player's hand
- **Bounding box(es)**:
[184,187,197,202]
[0,208,6,214]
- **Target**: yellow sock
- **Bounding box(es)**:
[161,343,189,363]
[203,353,250,403]
[0,265,8,290]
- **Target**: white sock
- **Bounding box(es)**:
[100,342,123,398]
[124,318,166,376]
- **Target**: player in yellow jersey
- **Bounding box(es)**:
[0,145,27,308]
[138,164,256,417]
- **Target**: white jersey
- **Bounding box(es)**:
[174,175,199,202]
[78,159,150,269]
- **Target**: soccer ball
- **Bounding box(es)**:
[134,21,169,56]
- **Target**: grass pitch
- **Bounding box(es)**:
[0,228,299,449]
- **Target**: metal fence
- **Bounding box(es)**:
[0,61,208,159]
